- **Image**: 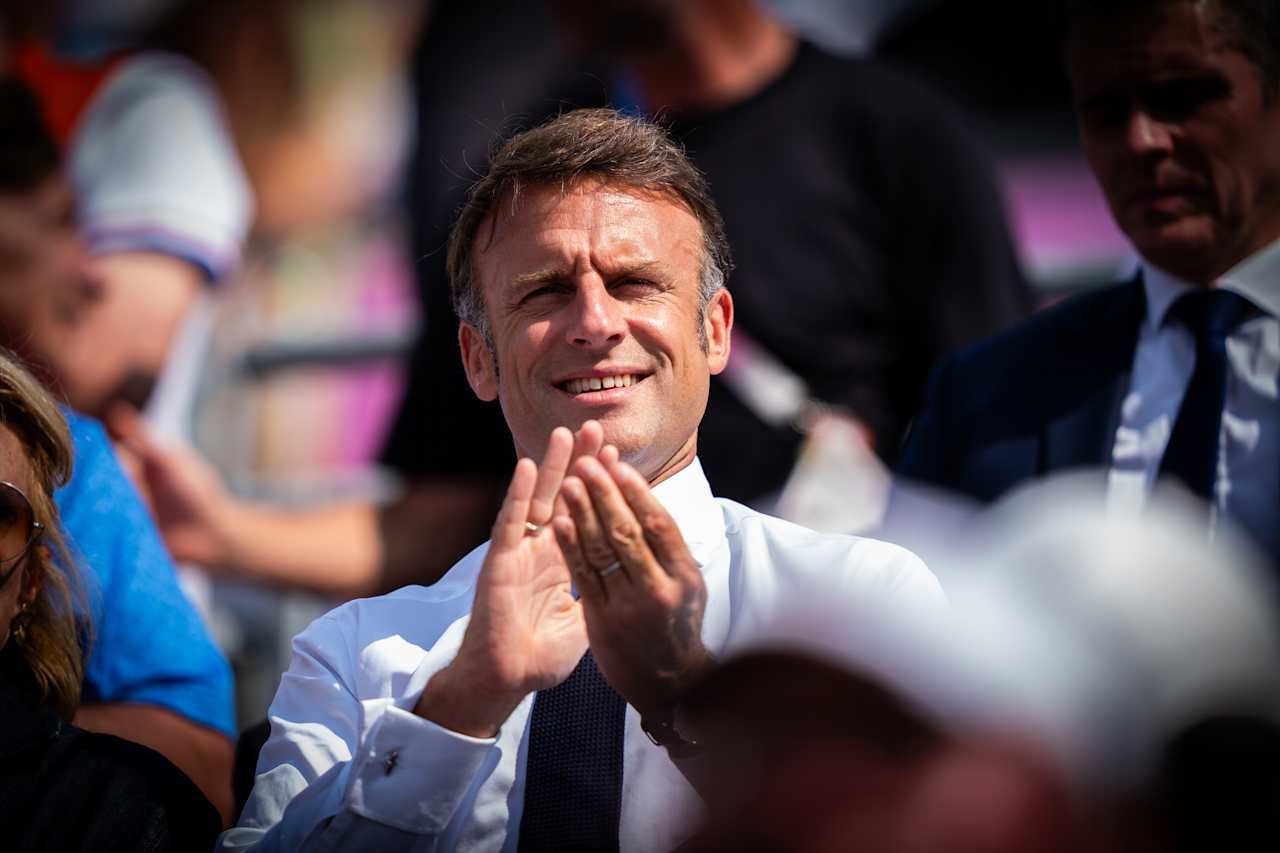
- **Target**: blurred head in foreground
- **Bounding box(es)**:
[681,474,1280,852]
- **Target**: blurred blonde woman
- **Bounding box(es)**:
[0,349,220,852]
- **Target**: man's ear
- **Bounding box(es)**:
[704,288,733,375]
[459,322,499,401]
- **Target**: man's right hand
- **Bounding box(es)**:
[106,402,238,568]
[414,423,603,738]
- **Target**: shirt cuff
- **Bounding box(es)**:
[345,703,498,835]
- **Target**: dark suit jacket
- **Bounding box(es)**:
[896,280,1145,502]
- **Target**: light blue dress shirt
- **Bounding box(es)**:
[1108,240,1280,557]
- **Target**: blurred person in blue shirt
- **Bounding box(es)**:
[0,74,236,824]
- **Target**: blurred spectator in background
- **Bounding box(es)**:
[8,7,253,430]
[105,0,597,599]
[897,0,1280,568]
[0,75,236,823]
[4,0,257,627]
[0,348,220,853]
[682,474,1280,852]
[532,0,1030,508]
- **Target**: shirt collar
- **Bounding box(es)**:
[1218,236,1280,319]
[649,457,725,567]
[1140,260,1195,332]
[1142,235,1280,330]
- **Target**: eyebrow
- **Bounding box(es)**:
[510,260,665,288]
[512,268,568,287]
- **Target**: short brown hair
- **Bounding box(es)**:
[1065,0,1280,100]
[446,108,733,347]
[0,77,61,195]
[0,348,87,720]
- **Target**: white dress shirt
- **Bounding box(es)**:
[1107,240,1280,555]
[220,458,944,853]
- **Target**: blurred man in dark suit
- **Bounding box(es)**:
[898,0,1280,565]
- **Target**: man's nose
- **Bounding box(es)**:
[77,249,106,298]
[565,282,626,349]
[1126,109,1174,156]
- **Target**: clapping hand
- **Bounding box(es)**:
[415,422,603,736]
[553,449,712,719]
[417,420,712,735]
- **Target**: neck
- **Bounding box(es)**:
[629,0,797,114]
[1157,228,1280,287]
[640,432,699,488]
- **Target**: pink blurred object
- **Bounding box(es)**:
[1000,153,1136,288]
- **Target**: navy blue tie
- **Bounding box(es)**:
[518,650,626,852]
[1158,290,1254,501]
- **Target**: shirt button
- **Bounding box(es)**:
[384,749,400,776]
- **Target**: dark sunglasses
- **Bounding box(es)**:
[0,480,44,590]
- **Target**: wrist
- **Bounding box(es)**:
[641,705,703,760]
[211,495,251,570]
[414,657,527,739]
[647,645,717,713]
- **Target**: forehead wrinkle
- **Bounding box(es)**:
[1071,2,1235,68]
[483,184,703,302]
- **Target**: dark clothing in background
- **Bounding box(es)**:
[895,280,1143,502]
[0,644,221,853]
[386,32,1029,505]
[670,42,1030,502]
[382,0,607,480]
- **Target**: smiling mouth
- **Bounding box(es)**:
[557,373,647,396]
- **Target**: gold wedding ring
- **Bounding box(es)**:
[524,522,542,536]
[598,561,623,578]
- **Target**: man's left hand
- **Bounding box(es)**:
[553,452,713,718]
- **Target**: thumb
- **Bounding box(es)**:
[104,401,159,463]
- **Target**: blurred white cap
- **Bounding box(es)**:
[69,53,253,281]
[744,472,1280,794]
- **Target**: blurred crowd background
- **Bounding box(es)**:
[3,0,1131,728]
[3,0,1279,848]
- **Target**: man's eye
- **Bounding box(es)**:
[613,278,657,293]
[522,285,563,301]
[1079,93,1130,129]
[1141,77,1228,122]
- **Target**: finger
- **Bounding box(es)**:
[599,443,620,469]
[572,420,604,463]
[576,456,665,591]
[610,460,694,580]
[556,424,605,519]
[529,427,573,524]
[491,458,538,550]
[552,515,605,603]
[105,401,156,461]
[561,473,625,581]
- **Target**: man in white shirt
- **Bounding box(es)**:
[897,0,1280,564]
[220,108,943,851]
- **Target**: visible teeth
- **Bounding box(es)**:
[564,374,637,394]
